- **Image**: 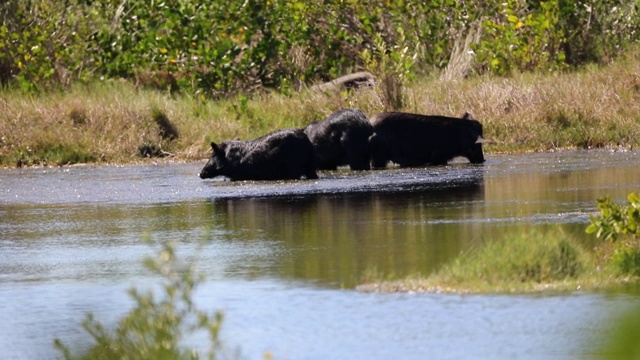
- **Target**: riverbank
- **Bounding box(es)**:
[357,227,638,295]
[358,193,640,295]
[2,49,640,168]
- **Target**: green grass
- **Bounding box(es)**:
[2,48,640,167]
[357,227,640,294]
[597,305,640,360]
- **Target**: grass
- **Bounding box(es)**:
[357,227,640,294]
[2,48,640,167]
[597,305,640,360]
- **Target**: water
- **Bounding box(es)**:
[1,150,639,359]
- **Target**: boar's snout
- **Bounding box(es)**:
[199,161,219,179]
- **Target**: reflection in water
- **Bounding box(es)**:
[209,176,485,287]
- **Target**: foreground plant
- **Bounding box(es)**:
[587,193,640,242]
[54,241,223,360]
[587,192,640,276]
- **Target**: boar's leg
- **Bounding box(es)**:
[304,166,319,179]
[347,150,371,171]
[465,143,485,164]
[304,152,319,179]
[369,134,388,169]
[317,160,339,171]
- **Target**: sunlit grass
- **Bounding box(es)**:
[357,227,638,294]
[2,48,640,167]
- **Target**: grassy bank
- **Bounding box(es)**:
[359,194,640,294]
[2,49,640,168]
[357,227,640,294]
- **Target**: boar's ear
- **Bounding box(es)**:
[462,112,474,120]
[211,142,223,154]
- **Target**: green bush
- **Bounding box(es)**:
[2,0,639,95]
[475,0,566,75]
[587,193,640,276]
[360,29,417,110]
[586,193,640,242]
[611,242,640,276]
[54,241,223,360]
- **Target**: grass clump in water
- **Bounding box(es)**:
[432,229,590,290]
[360,193,640,294]
[359,228,596,294]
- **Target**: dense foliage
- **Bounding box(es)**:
[587,193,640,276]
[587,193,640,243]
[2,0,639,96]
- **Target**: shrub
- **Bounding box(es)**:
[3,0,640,95]
[474,0,566,75]
[586,193,640,242]
[611,242,640,276]
[360,30,417,110]
[54,241,223,360]
[587,193,640,276]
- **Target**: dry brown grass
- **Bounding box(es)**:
[402,53,640,152]
[2,50,640,167]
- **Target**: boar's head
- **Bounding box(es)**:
[199,142,228,179]
[467,136,486,164]
[462,113,486,164]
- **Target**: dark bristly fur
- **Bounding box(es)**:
[304,108,374,171]
[369,112,485,168]
[199,128,318,181]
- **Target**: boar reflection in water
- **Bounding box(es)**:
[199,128,319,181]
[211,179,485,235]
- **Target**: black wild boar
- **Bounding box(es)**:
[304,108,374,170]
[369,112,485,168]
[199,128,319,181]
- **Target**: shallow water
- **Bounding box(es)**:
[1,150,639,359]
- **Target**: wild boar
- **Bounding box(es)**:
[199,128,319,181]
[369,112,485,168]
[304,108,374,170]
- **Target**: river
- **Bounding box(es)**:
[1,150,639,359]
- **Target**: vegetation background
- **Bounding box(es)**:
[3,2,640,356]
[1,0,640,166]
